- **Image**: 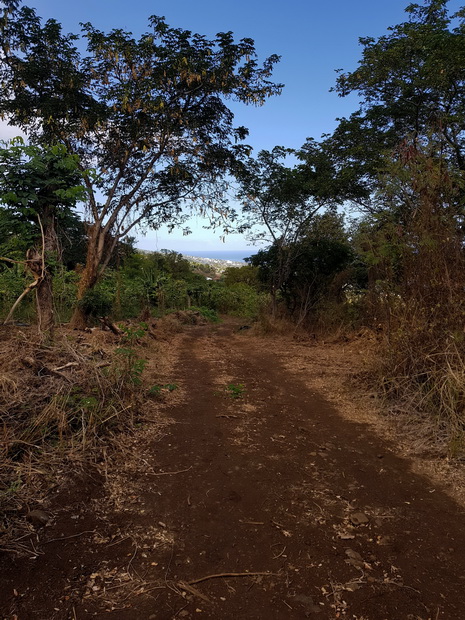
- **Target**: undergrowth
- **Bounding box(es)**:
[0,317,178,555]
[373,305,465,458]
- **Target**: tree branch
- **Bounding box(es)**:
[0,256,25,265]
[99,146,134,221]
[3,279,40,324]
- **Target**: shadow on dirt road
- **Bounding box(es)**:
[2,322,465,619]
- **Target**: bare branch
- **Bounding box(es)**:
[0,256,25,265]
[3,279,40,324]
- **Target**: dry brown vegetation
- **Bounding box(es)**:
[363,154,465,460]
[0,315,186,556]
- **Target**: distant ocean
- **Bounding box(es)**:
[182,250,255,263]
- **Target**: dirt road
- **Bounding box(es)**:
[2,322,465,619]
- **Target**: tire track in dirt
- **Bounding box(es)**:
[2,322,465,619]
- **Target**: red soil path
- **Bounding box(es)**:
[2,322,465,619]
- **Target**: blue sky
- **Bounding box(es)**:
[2,0,463,252]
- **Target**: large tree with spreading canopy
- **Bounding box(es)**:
[0,1,282,326]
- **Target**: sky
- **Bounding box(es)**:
[2,0,463,253]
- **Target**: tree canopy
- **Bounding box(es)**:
[324,0,465,212]
[0,1,282,325]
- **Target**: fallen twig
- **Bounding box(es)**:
[41,530,95,545]
[106,536,131,547]
[152,466,192,476]
[383,579,420,594]
[100,405,132,425]
[42,366,73,382]
[53,362,79,372]
[0,439,42,448]
[187,571,277,586]
[95,361,111,369]
[177,581,211,603]
[272,545,286,560]
[99,316,123,335]
[127,543,139,578]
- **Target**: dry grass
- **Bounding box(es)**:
[374,336,465,459]
[251,314,307,339]
[0,316,184,555]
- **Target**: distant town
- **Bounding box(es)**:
[183,254,245,272]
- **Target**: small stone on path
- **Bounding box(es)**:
[350,512,369,526]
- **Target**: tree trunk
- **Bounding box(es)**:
[23,209,57,341]
[69,302,89,330]
[69,262,100,329]
[69,223,108,329]
[270,288,278,318]
[35,270,54,339]
[115,252,122,319]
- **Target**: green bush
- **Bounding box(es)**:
[0,265,34,321]
[190,306,220,323]
[54,269,79,321]
[78,286,114,318]
[205,282,263,318]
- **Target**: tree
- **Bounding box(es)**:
[0,2,282,327]
[328,0,465,208]
[0,204,36,261]
[248,212,353,324]
[0,139,86,337]
[223,265,260,288]
[0,190,88,269]
[323,0,465,333]
[236,144,350,311]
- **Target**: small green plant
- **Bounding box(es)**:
[119,322,148,344]
[226,383,246,399]
[110,322,150,387]
[114,347,147,386]
[148,383,179,396]
[1,474,22,498]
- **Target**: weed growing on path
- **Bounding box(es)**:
[227,383,246,399]
[148,383,179,397]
